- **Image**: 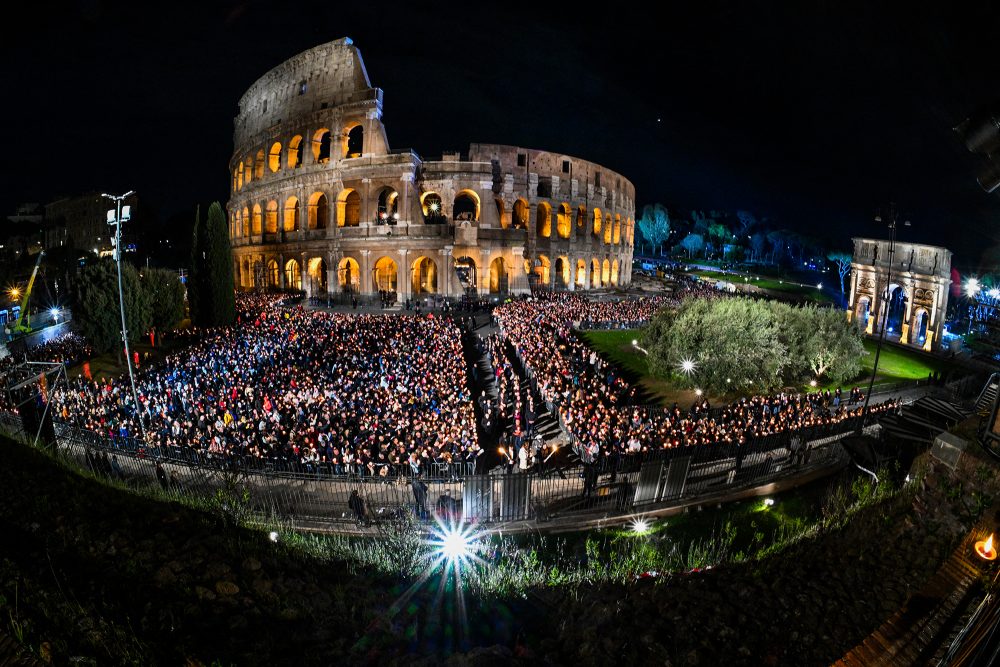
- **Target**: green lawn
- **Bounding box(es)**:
[687,269,836,304]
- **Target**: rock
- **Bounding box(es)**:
[215,581,240,597]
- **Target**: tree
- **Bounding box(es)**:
[73,258,151,354]
[799,306,865,383]
[766,230,786,264]
[736,210,757,237]
[637,203,671,254]
[750,233,767,262]
[827,251,853,295]
[679,233,705,258]
[190,202,235,327]
[143,267,186,332]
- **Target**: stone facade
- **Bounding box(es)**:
[846,237,951,351]
[226,38,635,301]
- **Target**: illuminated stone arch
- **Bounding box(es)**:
[420,192,444,222]
[265,201,278,234]
[251,204,262,235]
[590,258,600,287]
[284,258,302,290]
[556,203,571,239]
[593,209,603,237]
[603,214,613,244]
[312,128,331,164]
[373,256,398,292]
[283,196,300,232]
[602,259,611,285]
[241,257,252,288]
[576,206,586,230]
[336,188,361,227]
[242,160,252,187]
[536,201,552,238]
[495,198,507,228]
[338,257,360,292]
[241,206,250,237]
[265,258,279,287]
[534,254,551,284]
[307,257,327,294]
[611,259,619,285]
[613,215,622,244]
[232,168,238,193]
[254,149,265,180]
[489,256,508,293]
[268,142,281,172]
[376,187,398,222]
[343,123,364,158]
[307,192,329,229]
[412,256,438,294]
[555,256,570,287]
[454,189,480,222]
[512,198,529,229]
[237,162,244,190]
[287,135,303,168]
[914,308,930,344]
[575,259,586,287]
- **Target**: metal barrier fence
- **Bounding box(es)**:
[0,412,857,530]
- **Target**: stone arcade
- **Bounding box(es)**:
[226,38,636,301]
[847,237,952,351]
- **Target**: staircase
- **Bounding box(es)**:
[974,373,999,415]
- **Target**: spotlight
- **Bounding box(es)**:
[679,358,697,375]
[268,531,279,542]
[816,283,823,289]
[695,388,703,396]
[50,307,60,318]
[809,379,817,387]
[632,339,638,346]
[428,520,481,569]
[631,518,651,535]
[763,498,774,507]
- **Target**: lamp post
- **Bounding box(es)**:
[858,204,910,433]
[103,191,146,441]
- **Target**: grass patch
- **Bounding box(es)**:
[687,269,836,303]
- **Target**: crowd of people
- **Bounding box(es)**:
[49,295,482,476]
[495,289,900,458]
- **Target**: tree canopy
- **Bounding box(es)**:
[642,297,865,393]
[189,202,235,327]
[637,203,671,250]
[72,258,151,354]
[142,267,186,332]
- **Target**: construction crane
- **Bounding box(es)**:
[12,250,45,335]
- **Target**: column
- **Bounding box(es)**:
[300,251,309,296]
[361,178,372,225]
[398,248,410,303]
[400,173,413,226]
[360,249,372,295]
[567,257,576,291]
[277,253,285,288]
[440,245,454,297]
[327,250,338,295]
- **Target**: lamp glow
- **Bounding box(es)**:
[809,380,817,387]
[989,288,1000,300]
[50,307,60,317]
[268,531,279,542]
[631,518,651,535]
[695,388,703,396]
[679,358,697,375]
[428,518,483,572]
[975,533,996,561]
[966,278,982,298]
[763,498,775,507]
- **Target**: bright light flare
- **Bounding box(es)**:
[763,498,775,507]
[966,278,981,298]
[427,517,485,572]
[50,307,60,317]
[695,388,703,396]
[989,288,1000,300]
[268,531,279,542]
[678,358,697,375]
[630,518,651,535]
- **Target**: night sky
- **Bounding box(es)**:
[4,1,1000,268]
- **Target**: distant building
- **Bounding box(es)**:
[44,192,131,254]
[847,237,952,351]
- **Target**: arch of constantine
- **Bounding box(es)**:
[846,237,952,351]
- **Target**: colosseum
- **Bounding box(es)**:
[227,38,635,301]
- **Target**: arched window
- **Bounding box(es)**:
[298,80,307,95]
[237,162,244,190]
[241,206,250,237]
[346,125,364,158]
[266,259,279,286]
[376,188,398,223]
[337,189,361,227]
[556,203,571,239]
[254,150,264,179]
[307,192,329,229]
[534,255,550,284]
[555,256,570,287]
[373,256,398,292]
[232,168,238,193]
[576,259,586,287]
[603,213,613,244]
[307,257,327,293]
[283,197,299,232]
[312,128,331,164]
[576,206,586,230]
[593,209,602,237]
[613,215,622,244]
[284,259,302,290]
[591,258,600,287]
[536,202,552,238]
[421,193,444,223]
[265,201,278,234]
[602,259,611,285]
[252,204,262,235]
[454,190,480,221]
[611,259,619,285]
[287,135,303,168]
[512,199,529,229]
[243,160,252,186]
[495,198,507,228]
[268,142,281,172]
[412,256,438,294]
[338,257,360,292]
[489,257,508,293]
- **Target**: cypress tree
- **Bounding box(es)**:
[190,202,235,327]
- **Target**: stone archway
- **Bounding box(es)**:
[412,256,438,295]
[373,256,398,294]
[489,257,508,294]
[338,257,360,293]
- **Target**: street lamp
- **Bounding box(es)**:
[103,190,145,441]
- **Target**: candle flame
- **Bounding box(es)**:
[987,534,994,554]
